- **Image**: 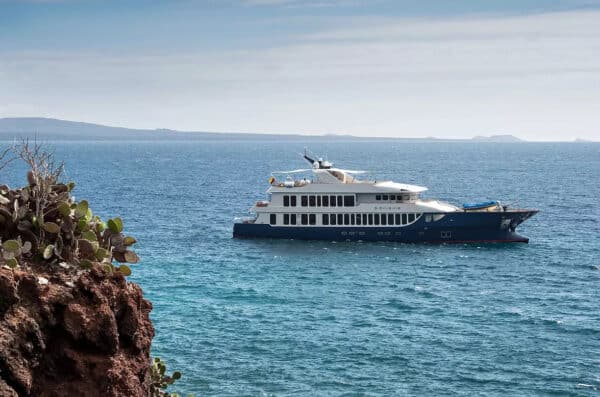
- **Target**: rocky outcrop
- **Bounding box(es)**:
[0,263,154,397]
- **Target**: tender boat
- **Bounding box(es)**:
[233,150,538,243]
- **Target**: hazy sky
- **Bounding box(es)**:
[1,0,599,140]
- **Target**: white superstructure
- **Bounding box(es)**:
[242,150,460,228]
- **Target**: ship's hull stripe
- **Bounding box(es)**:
[233,210,536,243]
[233,225,530,243]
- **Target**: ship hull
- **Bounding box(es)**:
[233,210,537,243]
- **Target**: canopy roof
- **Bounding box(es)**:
[374,181,428,193]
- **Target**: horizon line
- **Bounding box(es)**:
[0,116,597,143]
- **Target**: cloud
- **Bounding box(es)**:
[304,9,600,42]
[1,10,599,140]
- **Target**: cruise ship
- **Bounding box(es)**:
[233,151,538,243]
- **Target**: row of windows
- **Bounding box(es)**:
[271,213,316,225]
[375,194,411,201]
[270,213,421,226]
[283,195,355,208]
[322,213,419,226]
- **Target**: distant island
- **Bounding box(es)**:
[0,117,526,142]
[471,134,523,142]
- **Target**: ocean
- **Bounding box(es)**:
[3,140,599,396]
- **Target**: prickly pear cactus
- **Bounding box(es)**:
[149,357,186,397]
[0,178,139,275]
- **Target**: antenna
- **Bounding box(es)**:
[302,147,316,165]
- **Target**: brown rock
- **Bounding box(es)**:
[0,270,18,316]
[0,263,154,397]
[0,379,18,397]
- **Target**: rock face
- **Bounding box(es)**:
[0,263,154,397]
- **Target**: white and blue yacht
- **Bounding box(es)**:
[233,150,537,243]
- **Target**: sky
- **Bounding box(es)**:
[1,0,599,140]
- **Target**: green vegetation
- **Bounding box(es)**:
[0,140,138,274]
[149,357,192,397]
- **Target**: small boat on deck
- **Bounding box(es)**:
[463,201,503,212]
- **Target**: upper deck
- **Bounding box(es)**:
[268,150,427,195]
[267,180,427,194]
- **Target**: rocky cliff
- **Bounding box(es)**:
[0,262,154,397]
[0,144,163,397]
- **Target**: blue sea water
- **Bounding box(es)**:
[4,141,600,396]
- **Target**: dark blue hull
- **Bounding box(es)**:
[233,210,537,243]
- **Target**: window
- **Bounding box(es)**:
[317,196,321,207]
[388,214,394,225]
[351,214,355,225]
[344,195,355,207]
[330,214,336,225]
[395,214,401,225]
[408,213,415,223]
[301,214,308,225]
[270,214,277,225]
[382,195,388,201]
[402,213,407,225]
[374,214,380,225]
[309,196,316,207]
[309,214,316,225]
[381,213,387,225]
[291,196,297,207]
[368,214,373,225]
[283,195,289,207]
[376,195,381,201]
[363,214,368,225]
[322,195,329,207]
[283,214,290,225]
[301,195,308,207]
[344,214,350,225]
[330,195,337,207]
[356,214,362,225]
[338,214,343,225]
[291,214,297,225]
[337,196,343,207]
[390,195,396,201]
[322,214,329,225]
